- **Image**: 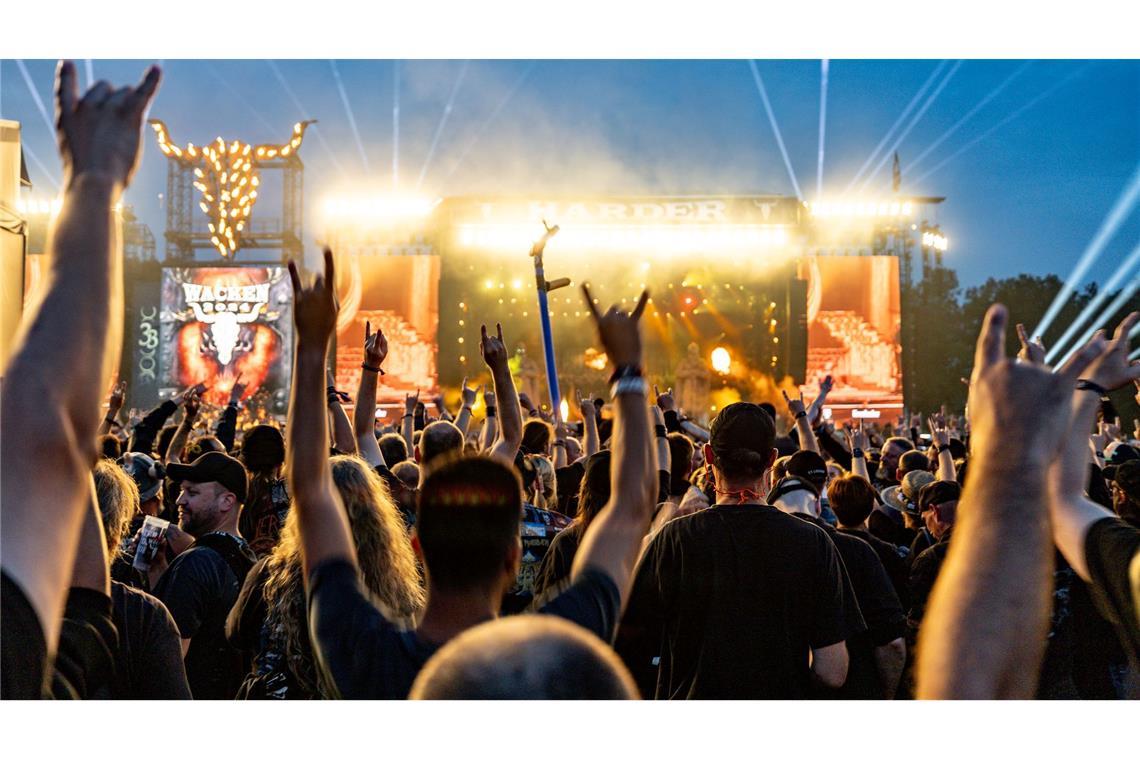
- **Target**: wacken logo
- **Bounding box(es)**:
[181,283,271,365]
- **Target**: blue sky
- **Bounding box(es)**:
[2,58,1137,289]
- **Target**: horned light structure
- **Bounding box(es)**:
[149,119,315,258]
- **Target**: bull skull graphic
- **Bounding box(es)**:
[149,119,315,258]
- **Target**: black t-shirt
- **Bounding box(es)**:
[797,516,905,699]
[1084,517,1140,676]
[555,460,586,516]
[2,571,48,699]
[51,587,119,699]
[868,508,915,549]
[104,581,192,699]
[307,557,621,699]
[152,534,255,699]
[838,526,911,608]
[614,503,865,699]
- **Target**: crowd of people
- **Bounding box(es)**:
[2,61,1139,701]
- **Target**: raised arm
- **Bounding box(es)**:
[570,286,656,603]
[650,392,671,482]
[165,389,202,465]
[326,369,357,456]
[577,389,599,457]
[783,389,821,455]
[287,250,356,578]
[482,323,522,462]
[479,389,497,452]
[1049,312,1140,580]
[402,389,418,456]
[844,424,871,481]
[1,61,159,655]
[916,305,1106,699]
[96,380,126,438]
[453,378,478,435]
[214,376,245,452]
[353,321,388,468]
[928,415,957,482]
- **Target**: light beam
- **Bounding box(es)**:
[1053,272,1140,367]
[913,63,1096,186]
[329,59,370,172]
[1030,156,1140,339]
[748,60,802,200]
[438,62,536,188]
[906,61,1033,176]
[415,60,469,192]
[84,60,94,90]
[860,60,963,192]
[13,60,60,187]
[817,59,829,198]
[265,60,347,178]
[1045,241,1140,362]
[844,60,949,194]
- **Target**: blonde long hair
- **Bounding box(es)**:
[261,455,425,697]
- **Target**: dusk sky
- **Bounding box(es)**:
[2,58,1136,289]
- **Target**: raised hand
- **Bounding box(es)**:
[460,378,479,408]
[183,387,202,419]
[289,248,339,346]
[483,389,496,410]
[969,304,1106,465]
[575,389,593,419]
[54,60,161,188]
[928,414,951,448]
[654,384,676,413]
[479,322,508,370]
[581,283,648,368]
[844,421,869,452]
[781,389,807,418]
[175,382,207,405]
[518,392,536,414]
[1016,323,1047,366]
[364,320,388,368]
[228,373,248,405]
[1083,311,1140,391]
[819,374,834,396]
[405,389,420,415]
[108,380,127,415]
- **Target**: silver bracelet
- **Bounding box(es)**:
[611,376,649,399]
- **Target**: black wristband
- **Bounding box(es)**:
[103,416,116,425]
[852,447,865,458]
[1075,379,1108,395]
[608,364,644,385]
[794,411,807,421]
[552,440,566,448]
[361,362,385,375]
[486,407,497,418]
[655,424,667,438]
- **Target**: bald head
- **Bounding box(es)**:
[409,615,638,700]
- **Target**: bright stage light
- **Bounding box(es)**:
[322,195,438,223]
[807,199,915,219]
[453,223,792,254]
[560,399,570,423]
[711,346,732,375]
[921,231,949,251]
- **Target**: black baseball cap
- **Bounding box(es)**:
[709,402,776,460]
[917,480,960,513]
[1106,443,1140,466]
[785,450,828,490]
[167,451,248,503]
[1112,459,1140,500]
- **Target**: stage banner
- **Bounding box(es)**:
[160,267,293,412]
[800,255,903,421]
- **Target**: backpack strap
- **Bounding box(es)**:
[193,532,255,583]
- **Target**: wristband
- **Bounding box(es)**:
[1094,451,1105,459]
[361,362,385,375]
[655,424,667,438]
[611,376,649,399]
[608,364,644,385]
[486,407,497,418]
[552,441,566,448]
[103,416,116,425]
[794,411,807,421]
[1075,379,1108,395]
[528,409,540,418]
[852,448,865,459]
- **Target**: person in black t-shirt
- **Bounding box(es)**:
[830,473,911,608]
[153,451,256,699]
[615,402,863,699]
[533,450,612,598]
[288,255,657,699]
[769,475,906,699]
[93,460,191,699]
